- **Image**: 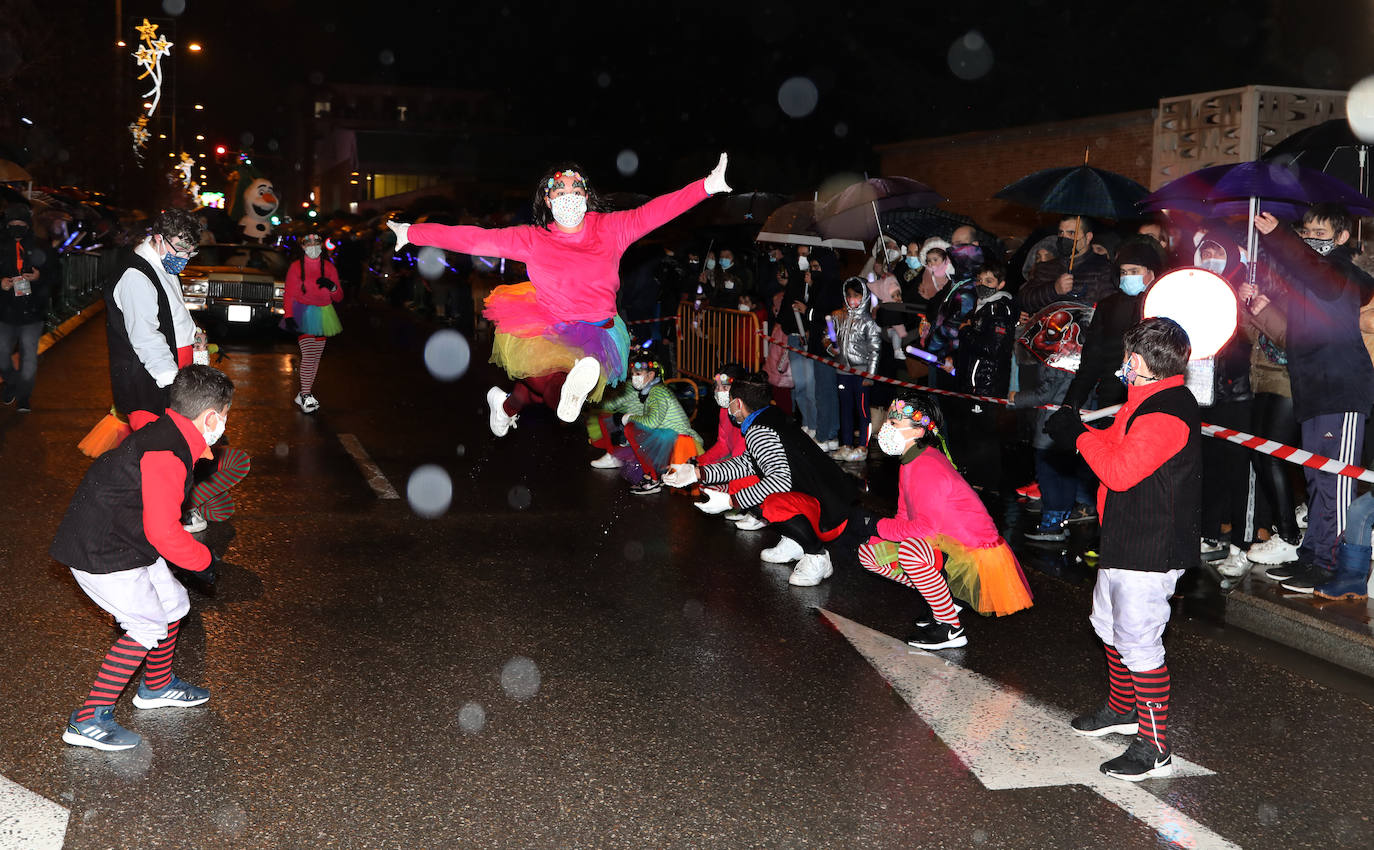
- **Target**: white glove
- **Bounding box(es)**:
[704,152,731,195]
[694,487,732,514]
[621,413,633,426]
[387,220,411,252]
[662,463,699,488]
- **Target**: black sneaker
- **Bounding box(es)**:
[1200,538,1228,562]
[629,477,662,496]
[1100,736,1173,781]
[1070,702,1139,737]
[1265,554,1311,582]
[1280,563,1333,594]
[1024,524,1068,543]
[904,621,967,650]
[0,386,13,405]
[1065,503,1098,525]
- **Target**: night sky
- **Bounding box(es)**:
[9,0,1373,200]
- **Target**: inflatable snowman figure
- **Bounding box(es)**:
[226,165,280,242]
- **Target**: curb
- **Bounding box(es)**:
[1225,589,1374,679]
[37,301,104,357]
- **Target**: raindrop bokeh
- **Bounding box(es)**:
[239,131,255,148]
[212,802,248,837]
[616,149,640,177]
[423,329,472,381]
[947,30,994,81]
[501,656,541,701]
[507,484,532,510]
[379,49,396,66]
[458,701,486,734]
[833,122,849,138]
[596,72,612,88]
[274,442,289,459]
[1347,76,1374,142]
[1257,802,1279,826]
[406,465,453,518]
[161,0,186,15]
[777,77,819,118]
[623,540,644,561]
[416,245,448,281]
[455,444,467,458]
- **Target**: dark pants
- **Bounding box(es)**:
[1298,412,1366,570]
[1252,392,1302,541]
[1036,447,1081,514]
[0,320,41,406]
[1201,399,1254,540]
[835,374,868,448]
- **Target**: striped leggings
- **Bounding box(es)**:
[298,335,326,395]
[192,446,251,522]
[857,538,959,625]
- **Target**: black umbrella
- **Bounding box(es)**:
[686,191,788,227]
[994,164,1149,221]
[1262,118,1369,197]
[815,177,944,242]
[755,201,863,250]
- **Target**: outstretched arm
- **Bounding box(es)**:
[397,221,537,263]
[610,153,730,247]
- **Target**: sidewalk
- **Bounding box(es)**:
[1223,569,1374,678]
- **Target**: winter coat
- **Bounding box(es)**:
[1018,249,1115,314]
[1011,363,1073,451]
[831,302,882,374]
[957,290,1016,398]
[0,232,50,325]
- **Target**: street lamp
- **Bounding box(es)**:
[188,43,202,52]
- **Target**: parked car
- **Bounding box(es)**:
[180,243,287,335]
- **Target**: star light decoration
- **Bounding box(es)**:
[175,153,200,204]
[129,18,172,162]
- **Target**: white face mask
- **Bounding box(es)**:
[714,389,731,408]
[631,374,649,390]
[885,248,900,262]
[550,193,587,228]
[797,256,809,271]
[304,245,322,259]
[203,412,226,447]
[1199,257,1226,274]
[876,422,911,456]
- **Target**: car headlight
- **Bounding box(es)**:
[273,284,285,299]
[182,281,208,296]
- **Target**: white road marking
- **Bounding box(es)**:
[338,434,400,499]
[819,608,1241,850]
[0,774,68,849]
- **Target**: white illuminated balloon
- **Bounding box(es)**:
[1142,268,1238,360]
[1347,76,1374,143]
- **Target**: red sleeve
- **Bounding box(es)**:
[1077,412,1190,491]
[408,222,535,262]
[284,261,301,314]
[697,409,735,465]
[875,460,951,541]
[140,452,211,571]
[605,179,711,250]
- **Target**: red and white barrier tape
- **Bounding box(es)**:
[758,331,1374,483]
[626,315,680,325]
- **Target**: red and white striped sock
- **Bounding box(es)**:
[75,634,149,722]
[1104,645,1136,716]
[298,335,326,395]
[1132,665,1170,753]
[897,539,959,625]
[142,619,181,692]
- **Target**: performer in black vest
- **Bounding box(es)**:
[52,365,232,751]
[1046,317,1201,781]
[663,374,859,588]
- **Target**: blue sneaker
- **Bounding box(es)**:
[62,706,141,751]
[132,676,210,710]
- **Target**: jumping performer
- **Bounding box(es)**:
[854,396,1034,650]
[51,365,231,751]
[388,155,731,434]
[283,231,343,413]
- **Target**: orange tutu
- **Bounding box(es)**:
[930,535,1034,617]
[78,410,132,458]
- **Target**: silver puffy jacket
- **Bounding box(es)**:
[834,304,883,374]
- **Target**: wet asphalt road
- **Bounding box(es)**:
[1,301,1372,850]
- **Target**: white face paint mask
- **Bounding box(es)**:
[876,422,911,456]
[631,374,649,390]
[550,193,588,229]
[203,412,226,447]
[304,245,322,259]
[714,389,731,408]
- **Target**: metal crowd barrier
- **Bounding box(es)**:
[51,250,121,327]
[675,303,763,381]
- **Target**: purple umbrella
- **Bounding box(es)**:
[1141,160,1374,218]
[815,177,945,242]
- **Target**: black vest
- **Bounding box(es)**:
[105,252,177,417]
[753,405,859,529]
[50,415,195,574]
[1099,384,1202,572]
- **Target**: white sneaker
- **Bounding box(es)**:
[1296,503,1308,529]
[557,357,600,423]
[760,535,805,564]
[724,510,746,523]
[183,509,207,533]
[589,452,622,469]
[831,446,854,461]
[803,427,817,440]
[734,513,768,531]
[487,387,517,437]
[788,551,834,586]
[821,439,839,452]
[1215,545,1251,578]
[849,446,868,461]
[1246,535,1301,565]
[295,393,320,413]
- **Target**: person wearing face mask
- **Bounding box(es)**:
[690,363,767,530]
[948,225,987,281]
[390,155,729,435]
[1250,206,1374,594]
[1045,318,1199,782]
[663,374,859,587]
[98,208,251,534]
[51,365,234,751]
[283,232,343,414]
[829,279,882,461]
[1018,215,1115,315]
[705,247,753,308]
[586,356,702,495]
[860,235,902,279]
[850,396,1033,650]
[956,261,1016,400]
[0,203,49,413]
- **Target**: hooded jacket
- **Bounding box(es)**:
[832,300,882,374]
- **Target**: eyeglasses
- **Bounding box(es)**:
[166,239,197,259]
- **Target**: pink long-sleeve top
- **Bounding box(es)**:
[875,447,1001,546]
[284,256,342,313]
[407,179,711,322]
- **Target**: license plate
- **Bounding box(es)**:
[227,305,253,323]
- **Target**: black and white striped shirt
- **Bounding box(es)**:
[698,422,792,509]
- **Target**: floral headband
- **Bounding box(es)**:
[887,399,934,431]
[544,170,587,196]
[631,359,659,373]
